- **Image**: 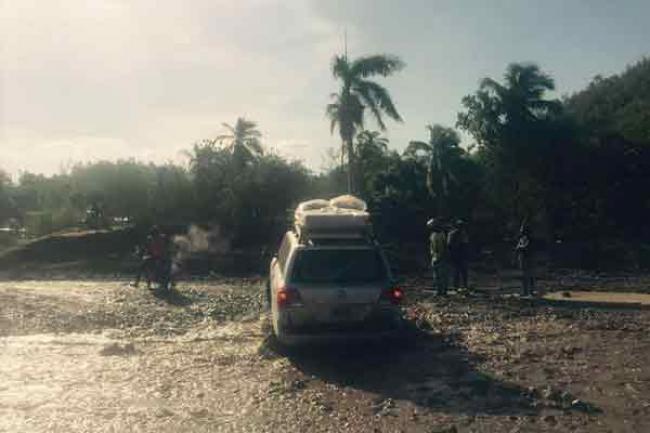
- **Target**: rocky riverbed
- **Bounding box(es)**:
[1,278,649,432]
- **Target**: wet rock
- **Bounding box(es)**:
[571,399,601,414]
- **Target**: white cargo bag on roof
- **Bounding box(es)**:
[296,199,329,213]
[329,195,367,211]
[294,196,369,239]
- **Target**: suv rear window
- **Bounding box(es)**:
[291,248,387,284]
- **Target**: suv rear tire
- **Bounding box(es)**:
[264,279,271,311]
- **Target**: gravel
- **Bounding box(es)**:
[2,277,650,432]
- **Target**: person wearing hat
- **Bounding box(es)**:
[427,218,449,296]
[448,219,470,290]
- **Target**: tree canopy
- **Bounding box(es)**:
[3,56,650,270]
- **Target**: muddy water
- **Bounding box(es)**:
[0,322,281,432]
[0,280,285,432]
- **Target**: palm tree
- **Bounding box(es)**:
[480,63,561,125]
[216,117,264,163]
[326,54,404,192]
[479,65,561,220]
[406,125,462,218]
[457,63,562,150]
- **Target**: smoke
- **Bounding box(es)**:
[172,224,230,273]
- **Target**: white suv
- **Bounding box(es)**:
[267,230,404,344]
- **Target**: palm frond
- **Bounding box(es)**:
[356,86,387,130]
[357,79,402,122]
[215,134,234,142]
[326,95,340,113]
[331,55,350,79]
[356,130,389,151]
[326,104,340,134]
[244,138,264,156]
[507,63,555,92]
[236,118,261,134]
[221,123,235,134]
[350,55,404,78]
[480,77,507,98]
[330,117,338,134]
[326,93,342,135]
[404,140,431,158]
[344,94,365,131]
[326,102,340,115]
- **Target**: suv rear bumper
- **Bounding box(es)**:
[275,320,405,345]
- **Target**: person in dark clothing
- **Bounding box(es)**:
[427,218,449,296]
[132,226,166,288]
[448,219,469,290]
[515,224,534,296]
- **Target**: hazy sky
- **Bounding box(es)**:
[1,0,649,176]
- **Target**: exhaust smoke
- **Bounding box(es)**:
[172,225,231,274]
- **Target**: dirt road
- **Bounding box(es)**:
[1,279,649,432]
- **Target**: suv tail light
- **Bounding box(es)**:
[380,286,404,305]
[277,286,303,308]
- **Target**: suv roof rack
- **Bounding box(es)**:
[293,195,375,245]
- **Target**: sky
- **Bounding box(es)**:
[1,0,649,176]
